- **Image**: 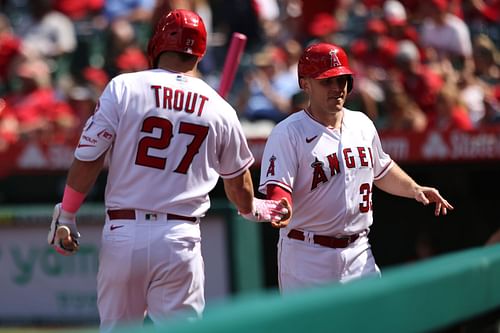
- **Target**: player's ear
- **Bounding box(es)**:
[300,78,311,93]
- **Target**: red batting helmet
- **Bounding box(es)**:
[147,9,207,67]
[298,43,353,92]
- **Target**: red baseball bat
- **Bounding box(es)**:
[218,32,247,98]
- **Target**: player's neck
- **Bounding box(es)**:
[157,55,199,76]
[307,107,343,129]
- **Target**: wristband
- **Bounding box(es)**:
[61,185,86,214]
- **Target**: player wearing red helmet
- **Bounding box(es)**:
[258,42,453,293]
[297,43,353,91]
[147,9,207,66]
[47,8,290,332]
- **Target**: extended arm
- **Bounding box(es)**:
[374,163,454,216]
[223,169,290,224]
[223,169,255,215]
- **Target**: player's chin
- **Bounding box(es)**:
[327,98,344,111]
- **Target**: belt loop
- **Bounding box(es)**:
[304,231,314,244]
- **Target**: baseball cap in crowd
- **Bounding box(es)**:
[116,47,149,72]
[308,13,338,38]
[366,19,388,35]
[429,0,448,11]
[83,67,109,89]
[396,40,420,63]
[383,0,407,25]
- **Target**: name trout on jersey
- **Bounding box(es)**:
[151,85,209,116]
[266,146,374,191]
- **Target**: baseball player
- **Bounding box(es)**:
[259,43,454,293]
[47,9,289,332]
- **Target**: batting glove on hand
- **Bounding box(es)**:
[239,198,289,223]
[47,203,80,256]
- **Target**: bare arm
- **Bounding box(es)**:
[222,169,255,215]
[374,163,454,216]
[373,163,419,198]
[66,154,107,195]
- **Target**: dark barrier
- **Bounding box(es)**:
[126,244,500,333]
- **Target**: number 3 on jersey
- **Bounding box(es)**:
[135,116,209,174]
[359,183,372,213]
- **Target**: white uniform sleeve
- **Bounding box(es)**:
[74,79,121,161]
[258,126,297,194]
[372,127,393,180]
[217,110,254,178]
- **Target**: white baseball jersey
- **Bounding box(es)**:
[75,68,254,216]
[259,109,393,236]
[73,69,254,331]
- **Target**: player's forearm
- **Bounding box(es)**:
[374,163,420,199]
[223,170,254,214]
[59,156,106,215]
[66,156,106,193]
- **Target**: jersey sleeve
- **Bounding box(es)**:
[74,78,121,161]
[372,126,394,180]
[258,126,297,195]
[216,110,254,179]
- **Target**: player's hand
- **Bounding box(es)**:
[270,198,291,229]
[414,186,454,216]
[239,198,290,224]
[47,203,80,256]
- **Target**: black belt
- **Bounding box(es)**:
[287,229,365,248]
[107,209,197,222]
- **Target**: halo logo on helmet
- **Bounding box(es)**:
[147,9,207,68]
[298,43,354,92]
[329,49,341,67]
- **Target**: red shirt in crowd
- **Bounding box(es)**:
[0,33,21,82]
[53,0,104,19]
[428,105,474,131]
[400,66,444,114]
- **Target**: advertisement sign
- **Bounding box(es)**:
[1,128,500,179]
[248,128,500,166]
[380,129,500,163]
[0,226,100,321]
[0,209,230,323]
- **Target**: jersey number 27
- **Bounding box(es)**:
[135,116,209,173]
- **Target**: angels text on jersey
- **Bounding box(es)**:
[266,145,374,190]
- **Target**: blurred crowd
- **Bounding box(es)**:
[0,0,498,152]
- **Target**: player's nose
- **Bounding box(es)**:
[331,76,348,91]
[328,83,345,95]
